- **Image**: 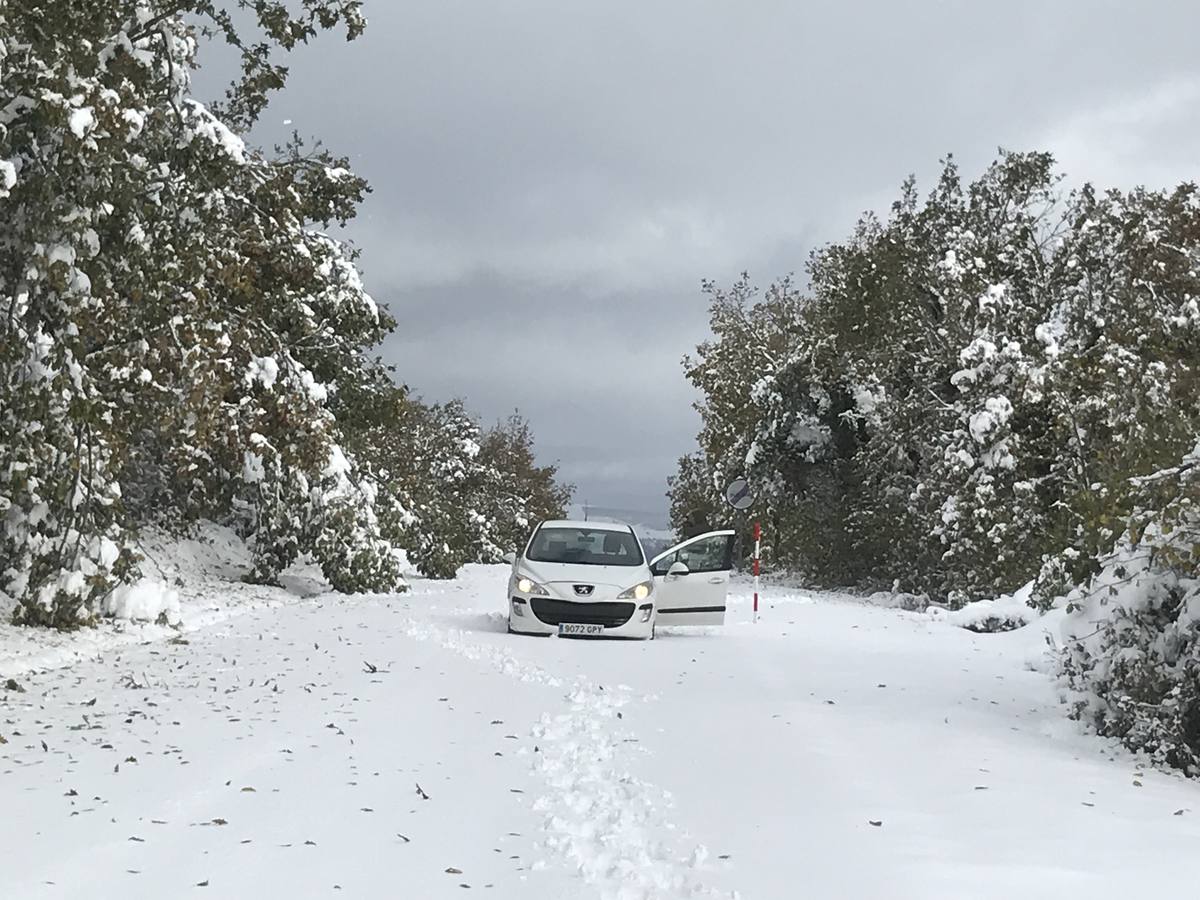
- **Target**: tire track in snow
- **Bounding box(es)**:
[394,606,736,900]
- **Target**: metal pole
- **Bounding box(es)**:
[753,520,761,623]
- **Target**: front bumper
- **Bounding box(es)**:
[508,595,654,638]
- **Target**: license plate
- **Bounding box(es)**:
[558,623,605,636]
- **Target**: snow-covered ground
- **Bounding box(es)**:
[0,525,328,678]
[3,555,1199,899]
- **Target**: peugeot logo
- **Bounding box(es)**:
[573,584,594,596]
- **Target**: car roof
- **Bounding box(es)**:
[537,519,633,533]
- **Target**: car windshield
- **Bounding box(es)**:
[526,527,644,567]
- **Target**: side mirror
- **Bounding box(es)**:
[667,561,690,577]
[502,552,517,565]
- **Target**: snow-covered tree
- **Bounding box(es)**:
[675,152,1199,604]
[1032,183,1200,603]
[396,403,573,578]
[0,2,393,624]
[471,412,572,560]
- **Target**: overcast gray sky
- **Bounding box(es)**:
[214,0,1200,527]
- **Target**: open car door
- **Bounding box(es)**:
[649,530,736,626]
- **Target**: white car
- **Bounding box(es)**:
[506,519,736,639]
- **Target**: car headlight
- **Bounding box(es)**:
[515,575,549,596]
[617,580,653,601]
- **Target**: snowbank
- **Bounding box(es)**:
[0,522,344,679]
[936,582,1039,632]
[103,578,181,624]
[865,590,930,612]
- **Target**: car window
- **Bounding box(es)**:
[526,527,644,566]
[651,534,732,575]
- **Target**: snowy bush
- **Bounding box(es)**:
[104,578,181,625]
[940,584,1038,633]
[1059,445,1200,776]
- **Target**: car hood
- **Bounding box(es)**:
[518,560,648,590]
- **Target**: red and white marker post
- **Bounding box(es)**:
[752,520,761,623]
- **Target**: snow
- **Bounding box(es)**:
[46,243,77,267]
[852,383,885,418]
[3,538,1200,899]
[0,158,15,198]
[121,108,145,138]
[245,355,279,390]
[325,444,352,479]
[950,337,997,388]
[68,107,95,139]
[241,449,265,484]
[180,99,246,163]
[299,367,328,403]
[977,283,1006,312]
[931,581,1044,634]
[0,524,319,677]
[103,578,181,624]
[940,248,966,279]
[968,396,1013,443]
[1035,320,1063,358]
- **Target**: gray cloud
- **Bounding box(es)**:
[206,0,1200,528]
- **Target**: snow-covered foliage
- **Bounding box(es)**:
[0,3,569,625]
[935,583,1039,633]
[675,153,1200,600]
[0,2,392,624]
[1059,442,1200,775]
[337,372,571,582]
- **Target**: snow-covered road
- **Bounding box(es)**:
[3,566,1199,899]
